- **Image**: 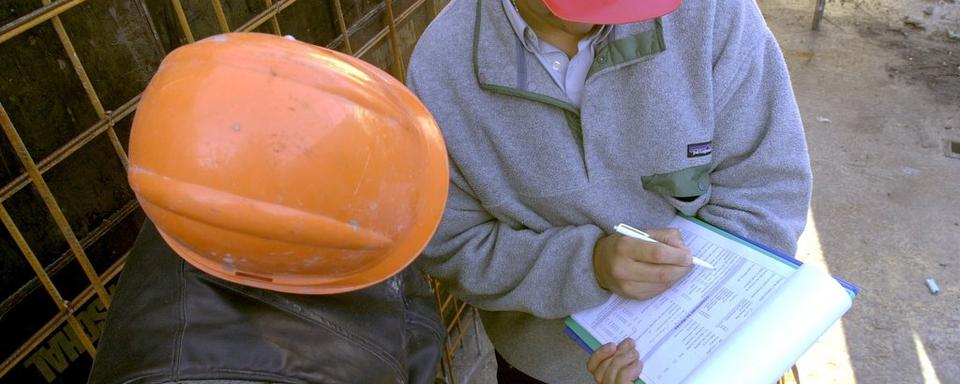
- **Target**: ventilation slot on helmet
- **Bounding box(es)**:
[235,270,275,282]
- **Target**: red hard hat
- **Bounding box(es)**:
[542,0,682,24]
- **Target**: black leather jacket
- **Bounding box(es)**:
[88,222,443,384]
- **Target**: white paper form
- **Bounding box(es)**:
[571,217,798,384]
[683,264,852,384]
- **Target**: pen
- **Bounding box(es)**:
[613,223,716,270]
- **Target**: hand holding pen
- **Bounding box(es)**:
[593,226,701,301]
[614,223,716,270]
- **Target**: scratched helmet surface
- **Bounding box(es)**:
[127,33,448,294]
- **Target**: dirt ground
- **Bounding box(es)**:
[449,0,960,383]
[764,0,960,383]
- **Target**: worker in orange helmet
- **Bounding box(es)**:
[88,32,449,383]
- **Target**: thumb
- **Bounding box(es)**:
[587,342,616,372]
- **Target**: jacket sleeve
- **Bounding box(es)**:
[416,153,611,319]
[698,0,812,256]
[406,71,611,319]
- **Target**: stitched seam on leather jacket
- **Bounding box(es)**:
[172,259,187,379]
[115,370,306,384]
[406,314,443,341]
[399,276,410,364]
[196,274,406,377]
[399,271,442,340]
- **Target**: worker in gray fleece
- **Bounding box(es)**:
[407,0,812,382]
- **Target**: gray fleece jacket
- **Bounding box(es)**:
[407,0,812,382]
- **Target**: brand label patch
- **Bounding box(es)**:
[687,142,712,158]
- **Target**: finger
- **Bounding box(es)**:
[593,350,615,383]
[613,264,696,300]
[639,263,693,285]
[603,340,638,384]
[612,262,693,285]
[615,360,643,384]
[596,339,632,383]
[603,340,635,383]
[613,236,690,265]
[617,281,672,301]
[587,343,616,372]
[645,228,688,250]
[624,240,692,266]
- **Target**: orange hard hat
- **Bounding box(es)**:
[127,32,448,294]
[542,0,681,24]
